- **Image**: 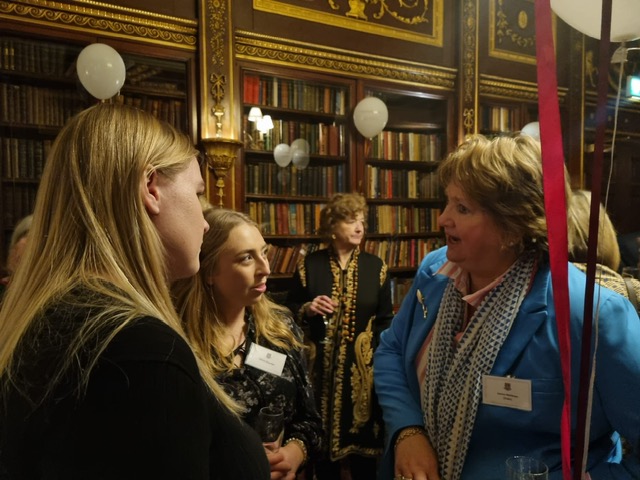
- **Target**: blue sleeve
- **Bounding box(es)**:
[587,294,640,480]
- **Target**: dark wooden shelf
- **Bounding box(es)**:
[366,197,444,205]
[244,103,347,123]
[366,158,440,169]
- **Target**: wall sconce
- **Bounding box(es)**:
[248,107,263,122]
[202,137,243,207]
[257,114,274,133]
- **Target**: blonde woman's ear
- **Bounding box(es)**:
[142,170,161,215]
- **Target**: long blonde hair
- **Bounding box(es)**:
[0,103,232,410]
[173,208,302,390]
[567,189,621,271]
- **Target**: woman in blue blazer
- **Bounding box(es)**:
[374,135,640,480]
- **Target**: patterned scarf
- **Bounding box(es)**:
[421,253,536,480]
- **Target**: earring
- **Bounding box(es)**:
[331,234,336,240]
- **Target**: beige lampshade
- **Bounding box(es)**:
[248,107,263,122]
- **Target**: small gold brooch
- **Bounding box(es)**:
[416,290,428,319]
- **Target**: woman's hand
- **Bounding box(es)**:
[267,442,303,480]
[306,295,337,316]
[394,433,441,480]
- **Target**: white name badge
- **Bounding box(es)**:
[244,343,287,376]
[482,375,532,411]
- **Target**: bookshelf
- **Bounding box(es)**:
[478,100,538,136]
[0,32,195,268]
[360,84,453,310]
[240,66,355,280]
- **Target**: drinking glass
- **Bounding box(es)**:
[254,406,284,453]
[320,314,331,344]
[505,456,548,480]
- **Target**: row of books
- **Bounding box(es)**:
[0,82,187,132]
[265,243,323,275]
[1,83,84,127]
[243,74,348,115]
[367,205,442,234]
[1,137,52,180]
[1,184,36,226]
[114,95,186,131]
[264,239,441,282]
[370,131,444,162]
[480,105,520,132]
[362,237,445,269]
[245,117,345,156]
[245,163,347,197]
[390,276,414,311]
[247,202,326,236]
[1,37,74,77]
[366,166,442,200]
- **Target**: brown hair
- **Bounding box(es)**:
[438,135,551,256]
[318,192,368,241]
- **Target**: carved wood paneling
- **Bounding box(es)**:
[0,0,197,48]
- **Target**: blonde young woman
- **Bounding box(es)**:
[173,208,322,480]
[0,104,270,479]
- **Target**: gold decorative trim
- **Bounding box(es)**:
[253,0,443,47]
[0,0,197,49]
[207,0,225,68]
[235,31,456,91]
[480,74,567,103]
[461,0,479,135]
[58,0,196,26]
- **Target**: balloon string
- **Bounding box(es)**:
[574,0,613,478]
[533,2,572,479]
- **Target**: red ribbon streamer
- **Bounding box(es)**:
[534,1,572,478]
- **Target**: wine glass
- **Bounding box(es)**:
[254,406,284,453]
[320,314,331,345]
[505,456,548,480]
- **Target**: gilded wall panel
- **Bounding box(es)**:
[488,0,541,65]
[253,0,443,46]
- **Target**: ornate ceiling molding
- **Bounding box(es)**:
[480,74,567,103]
[235,30,456,91]
[0,0,197,49]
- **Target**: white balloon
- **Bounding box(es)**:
[292,149,310,170]
[550,0,640,42]
[76,43,126,100]
[353,97,388,138]
[273,143,292,167]
[291,138,310,154]
[521,121,541,141]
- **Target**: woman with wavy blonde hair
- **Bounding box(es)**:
[0,103,270,479]
[173,207,322,480]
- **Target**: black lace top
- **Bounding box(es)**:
[219,313,323,460]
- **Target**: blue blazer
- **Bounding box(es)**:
[374,247,640,480]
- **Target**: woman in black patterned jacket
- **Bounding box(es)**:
[286,192,394,480]
[173,208,322,480]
